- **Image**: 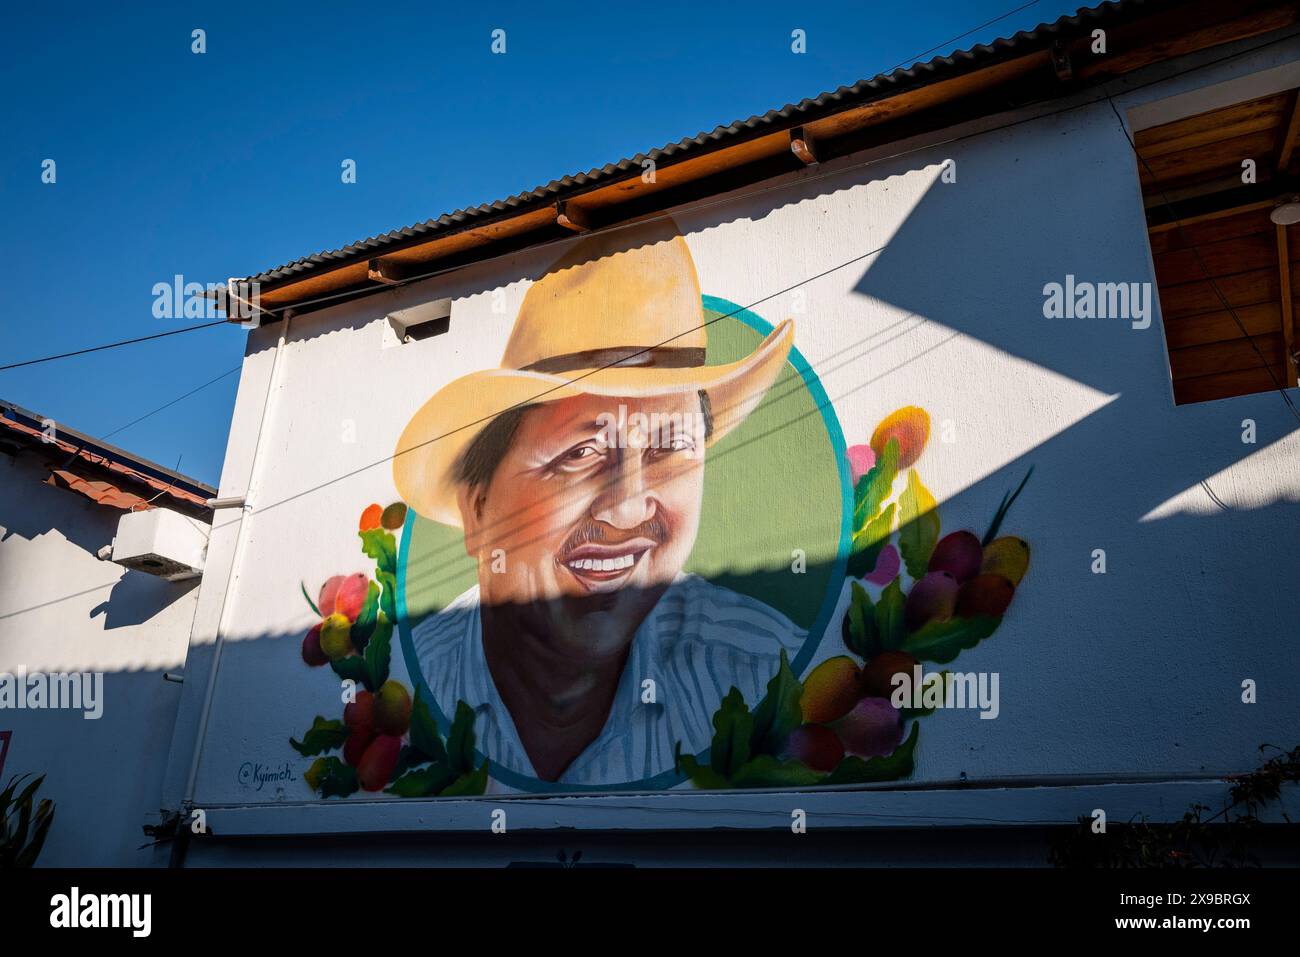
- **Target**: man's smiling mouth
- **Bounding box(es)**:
[558,538,657,591]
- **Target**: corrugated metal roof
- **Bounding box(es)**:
[240,0,1148,287]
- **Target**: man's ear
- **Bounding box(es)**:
[456,483,487,557]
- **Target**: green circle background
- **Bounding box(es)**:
[402,306,843,628]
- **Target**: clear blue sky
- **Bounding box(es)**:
[0,0,1083,486]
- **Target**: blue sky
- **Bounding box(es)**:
[0,0,1084,486]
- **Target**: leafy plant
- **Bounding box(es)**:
[1049,744,1300,868]
[0,773,55,868]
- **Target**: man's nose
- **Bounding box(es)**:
[591,450,656,529]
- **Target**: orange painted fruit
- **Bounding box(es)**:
[870,406,930,470]
[801,656,863,724]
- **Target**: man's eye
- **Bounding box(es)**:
[551,444,605,471]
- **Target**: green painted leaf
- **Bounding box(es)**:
[677,751,732,790]
[983,466,1034,546]
[329,654,368,689]
[709,688,753,779]
[314,757,359,799]
[749,650,803,756]
[901,616,1001,664]
[823,723,920,785]
[386,763,456,797]
[847,502,895,579]
[363,613,392,691]
[875,577,906,651]
[730,755,826,788]
[349,581,381,650]
[290,716,349,756]
[442,761,490,796]
[300,582,320,617]
[446,700,477,774]
[376,569,398,623]
[409,691,448,765]
[360,528,398,574]
[392,744,432,779]
[898,469,941,580]
[853,438,899,532]
[844,582,880,659]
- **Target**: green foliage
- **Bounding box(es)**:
[290,716,349,756]
[902,616,1001,664]
[408,690,448,766]
[1050,744,1300,868]
[349,582,381,650]
[897,469,940,579]
[314,757,359,799]
[823,724,919,785]
[982,466,1034,546]
[300,581,320,616]
[0,774,55,868]
[362,613,392,691]
[387,763,457,798]
[843,582,880,659]
[709,689,754,779]
[875,577,906,651]
[749,651,803,757]
[446,701,478,775]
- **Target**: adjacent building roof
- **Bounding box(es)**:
[0,401,216,519]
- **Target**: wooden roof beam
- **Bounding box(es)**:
[1278,89,1300,173]
[1277,222,1298,386]
[789,127,818,166]
[555,200,592,233]
[368,258,416,284]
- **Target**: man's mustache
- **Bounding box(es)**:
[559,516,669,556]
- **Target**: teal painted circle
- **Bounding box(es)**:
[396,297,852,793]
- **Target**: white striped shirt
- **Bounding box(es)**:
[410,573,805,790]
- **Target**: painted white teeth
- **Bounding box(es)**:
[568,553,637,572]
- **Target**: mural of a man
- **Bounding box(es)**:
[393,220,804,786]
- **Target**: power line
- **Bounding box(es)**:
[0,319,227,372]
[240,26,1300,517]
[882,0,1045,74]
[101,365,242,440]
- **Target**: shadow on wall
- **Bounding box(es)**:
[1,666,186,867]
[88,573,200,630]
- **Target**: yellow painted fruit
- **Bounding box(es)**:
[319,612,355,661]
[373,680,412,736]
[304,757,328,791]
[801,656,863,724]
[980,536,1030,586]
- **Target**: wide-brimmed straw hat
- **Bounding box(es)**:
[393,219,794,526]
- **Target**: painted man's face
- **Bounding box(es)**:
[459,391,707,648]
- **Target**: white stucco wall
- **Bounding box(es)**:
[166,29,1300,860]
[0,451,200,866]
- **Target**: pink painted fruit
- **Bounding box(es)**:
[833,697,904,759]
[927,530,983,584]
[301,623,328,667]
[903,571,959,633]
[783,724,845,773]
[318,573,369,622]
